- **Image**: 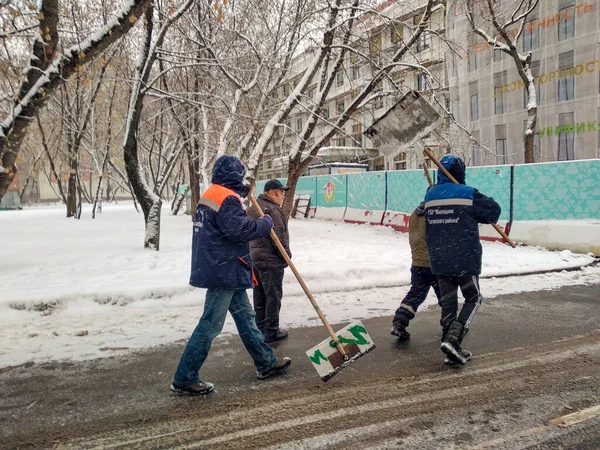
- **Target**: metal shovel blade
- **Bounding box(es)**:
[364,90,442,158]
[306,320,376,382]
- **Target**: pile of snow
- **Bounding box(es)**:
[0,202,597,368]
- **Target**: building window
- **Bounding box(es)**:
[336,70,344,87]
[523,20,539,52]
[390,22,403,44]
[371,84,383,110]
[394,152,407,170]
[370,31,382,53]
[469,81,479,121]
[352,123,362,147]
[322,107,329,119]
[414,16,428,52]
[493,48,503,62]
[494,71,508,115]
[336,99,345,115]
[416,34,427,53]
[296,117,303,133]
[522,5,539,52]
[336,137,346,147]
[523,60,541,108]
[495,124,507,164]
[283,84,289,97]
[351,66,360,81]
[417,73,427,92]
[557,112,575,160]
[558,50,574,101]
[558,0,575,41]
[468,48,477,72]
[472,130,482,166]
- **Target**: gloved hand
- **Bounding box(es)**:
[262,214,273,228]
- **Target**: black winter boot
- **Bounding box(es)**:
[441,321,469,365]
[390,324,411,341]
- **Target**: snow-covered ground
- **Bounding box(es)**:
[1,202,598,368]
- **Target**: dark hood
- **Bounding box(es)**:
[437,155,466,185]
[211,155,251,197]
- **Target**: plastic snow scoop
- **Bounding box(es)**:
[249,194,375,382]
[422,146,516,248]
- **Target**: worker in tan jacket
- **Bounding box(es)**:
[390,201,441,341]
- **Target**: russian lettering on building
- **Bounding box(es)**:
[494,59,600,97]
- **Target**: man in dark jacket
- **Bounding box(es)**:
[391,201,441,341]
[247,179,292,343]
[171,156,291,396]
[424,155,501,365]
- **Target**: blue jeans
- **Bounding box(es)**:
[173,289,278,386]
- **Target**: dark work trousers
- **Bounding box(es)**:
[438,275,483,338]
[253,267,285,336]
[393,266,441,327]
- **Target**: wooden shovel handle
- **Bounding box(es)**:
[423,147,516,248]
[249,195,347,357]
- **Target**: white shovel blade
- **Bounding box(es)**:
[306,320,376,381]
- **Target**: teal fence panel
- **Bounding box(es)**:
[386,169,433,213]
[315,175,348,208]
[513,160,600,220]
[466,165,511,221]
[294,176,317,198]
[346,171,387,210]
[255,180,267,193]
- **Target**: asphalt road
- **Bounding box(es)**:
[1,282,599,449]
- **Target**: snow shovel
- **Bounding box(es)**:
[249,194,375,382]
[365,90,515,248]
[423,147,516,248]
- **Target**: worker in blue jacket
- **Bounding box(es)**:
[424,155,501,365]
[171,155,291,396]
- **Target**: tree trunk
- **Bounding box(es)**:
[282,156,304,218]
[187,145,200,214]
[66,149,78,217]
[172,184,190,216]
[122,4,162,250]
[523,82,538,163]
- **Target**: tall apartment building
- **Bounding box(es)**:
[447,0,600,166]
[257,0,448,180]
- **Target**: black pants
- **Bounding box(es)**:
[393,266,441,327]
[253,267,285,336]
[438,275,483,337]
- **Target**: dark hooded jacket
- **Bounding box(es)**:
[424,155,501,276]
[247,193,291,270]
[189,155,272,289]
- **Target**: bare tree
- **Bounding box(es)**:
[464,0,540,163]
[0,0,152,204]
[92,79,119,218]
[241,0,436,216]
[122,0,195,250]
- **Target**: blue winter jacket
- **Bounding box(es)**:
[424,155,501,277]
[189,155,272,289]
